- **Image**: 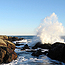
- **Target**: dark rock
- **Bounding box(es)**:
[21,44,30,50]
[8,36,13,42]
[32,42,51,49]
[12,37,19,41]
[3,47,17,63]
[48,42,65,63]
[19,38,24,40]
[8,36,19,41]
[31,49,49,56]
[31,49,43,56]
[15,43,24,46]
[0,46,17,63]
[8,36,25,42]
[26,49,36,52]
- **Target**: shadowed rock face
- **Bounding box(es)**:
[8,36,24,42]
[0,35,17,64]
[32,42,51,49]
[48,42,65,63]
[32,42,65,63]
[21,44,30,50]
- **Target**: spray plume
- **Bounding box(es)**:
[31,13,64,47]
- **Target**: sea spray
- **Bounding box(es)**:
[31,13,64,46]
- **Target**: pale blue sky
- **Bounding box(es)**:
[0,0,65,35]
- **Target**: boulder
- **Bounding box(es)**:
[19,38,24,40]
[3,47,17,63]
[0,35,8,40]
[8,36,13,42]
[31,49,43,56]
[4,40,15,50]
[32,42,51,49]
[21,44,30,50]
[8,36,19,41]
[0,39,7,47]
[0,46,17,63]
[0,36,17,64]
[8,36,24,42]
[12,37,19,41]
[48,42,65,63]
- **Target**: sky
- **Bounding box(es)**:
[0,0,65,35]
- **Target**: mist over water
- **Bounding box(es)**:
[31,13,65,45]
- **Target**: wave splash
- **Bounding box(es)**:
[31,13,65,46]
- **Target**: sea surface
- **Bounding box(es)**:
[1,36,65,65]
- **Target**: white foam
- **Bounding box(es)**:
[13,39,27,44]
[31,13,65,46]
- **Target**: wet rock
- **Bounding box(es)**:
[32,42,51,49]
[15,42,24,46]
[21,44,30,50]
[8,36,13,42]
[26,49,36,52]
[19,38,24,40]
[31,49,49,56]
[48,42,65,63]
[12,37,19,41]
[8,36,25,42]
[31,49,43,56]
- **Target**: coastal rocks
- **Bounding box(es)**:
[3,47,17,63]
[8,36,19,42]
[8,36,24,42]
[21,44,30,50]
[0,35,24,42]
[32,42,51,49]
[0,46,17,63]
[0,39,7,47]
[31,49,42,56]
[0,36,17,64]
[31,49,49,56]
[48,42,65,63]
[0,35,8,40]
[3,40,15,50]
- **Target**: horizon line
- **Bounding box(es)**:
[0,34,36,36]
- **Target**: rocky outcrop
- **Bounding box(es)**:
[0,35,17,64]
[0,46,17,63]
[21,44,30,50]
[31,49,43,56]
[0,35,8,40]
[31,49,49,56]
[32,42,51,49]
[48,42,65,63]
[8,36,24,42]
[3,40,15,51]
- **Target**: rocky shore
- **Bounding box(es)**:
[0,35,18,64]
[31,42,65,63]
[0,35,65,63]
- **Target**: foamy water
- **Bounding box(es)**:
[1,48,65,65]
[1,13,65,65]
[31,13,65,46]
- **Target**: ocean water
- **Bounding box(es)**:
[2,13,65,65]
[2,36,65,65]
